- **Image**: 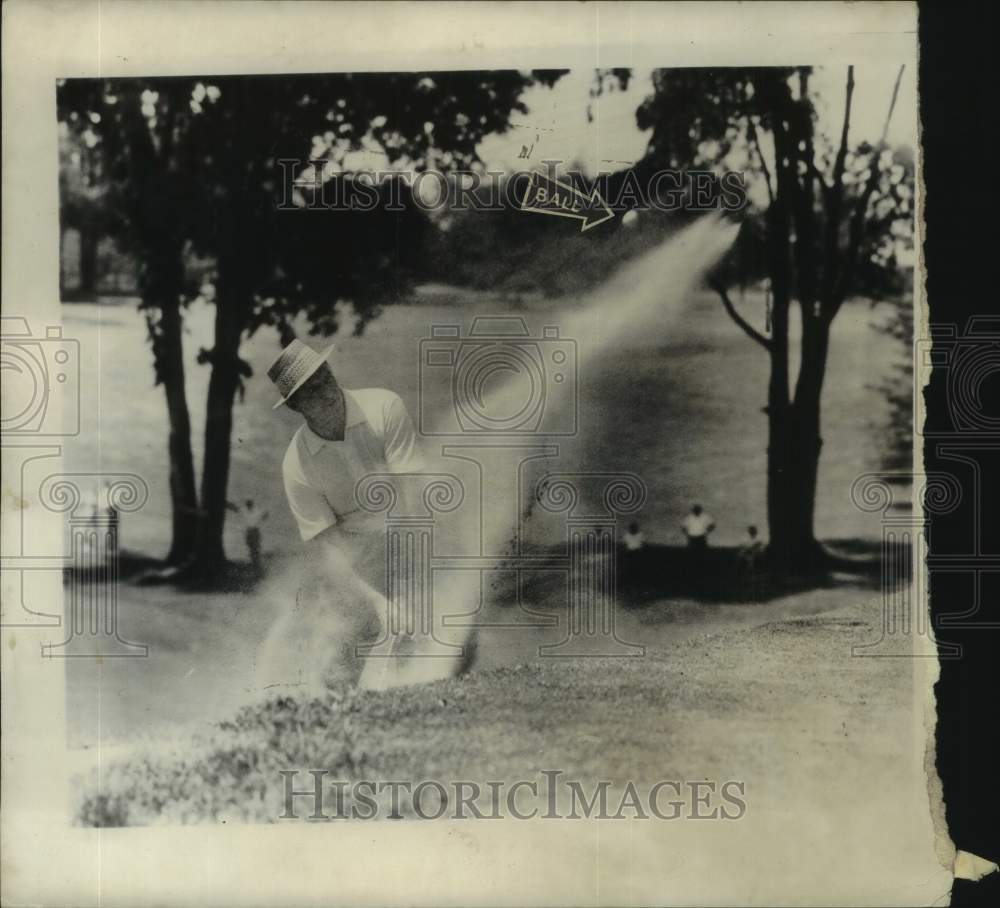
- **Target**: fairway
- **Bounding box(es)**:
[63,275,909,762]
[62,284,904,564]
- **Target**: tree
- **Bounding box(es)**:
[59,81,202,565]
[58,70,567,579]
[609,66,912,569]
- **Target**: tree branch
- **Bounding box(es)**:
[746,117,774,206]
[807,159,831,202]
[830,64,905,320]
[818,66,855,319]
[791,68,820,314]
[832,66,855,194]
[710,279,773,351]
[878,64,905,147]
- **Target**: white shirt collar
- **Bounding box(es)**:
[301,390,365,455]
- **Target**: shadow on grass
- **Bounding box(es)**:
[105,536,903,605]
[604,538,903,607]
[108,550,271,594]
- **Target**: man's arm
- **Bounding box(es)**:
[283,449,338,543]
[302,523,389,620]
[381,395,426,517]
[383,395,425,474]
[305,522,355,557]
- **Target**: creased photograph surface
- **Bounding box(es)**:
[2,2,953,905]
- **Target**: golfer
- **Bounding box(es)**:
[256,338,425,694]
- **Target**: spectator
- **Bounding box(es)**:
[620,521,647,596]
[738,524,765,601]
[739,525,764,572]
[681,504,715,560]
[227,498,269,577]
[622,521,645,552]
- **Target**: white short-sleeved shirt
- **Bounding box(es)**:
[682,512,714,538]
[622,530,645,551]
[282,388,425,542]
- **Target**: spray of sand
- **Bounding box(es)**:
[358,213,742,690]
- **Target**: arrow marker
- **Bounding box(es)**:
[519,170,615,232]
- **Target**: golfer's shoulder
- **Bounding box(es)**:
[282,427,309,475]
[350,387,407,429]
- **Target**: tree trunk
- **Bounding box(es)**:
[787,311,831,569]
[765,309,793,569]
[761,105,795,570]
[766,389,794,569]
[159,295,199,565]
[139,240,199,566]
[78,226,99,298]
[766,314,832,572]
[189,271,250,579]
[759,70,832,574]
[59,228,68,298]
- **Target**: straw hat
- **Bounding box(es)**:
[267,339,336,409]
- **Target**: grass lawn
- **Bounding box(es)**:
[61,280,904,561]
[76,587,915,823]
